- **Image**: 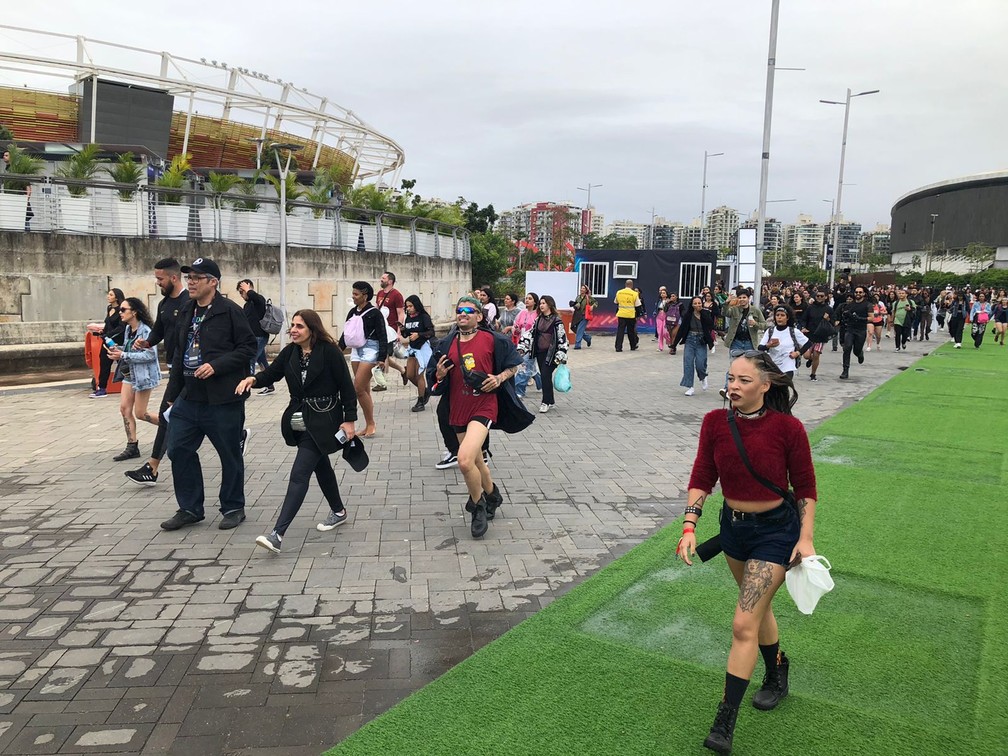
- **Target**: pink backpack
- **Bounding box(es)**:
[343,312,367,348]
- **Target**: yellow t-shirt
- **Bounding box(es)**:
[615,287,638,319]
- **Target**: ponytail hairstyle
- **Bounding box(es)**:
[734,350,798,414]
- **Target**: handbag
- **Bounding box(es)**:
[553,363,572,393]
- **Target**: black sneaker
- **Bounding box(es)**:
[805,358,812,368]
[857,351,865,364]
[125,463,158,487]
[466,495,488,538]
[219,510,246,530]
[753,651,790,710]
[239,429,251,458]
[703,701,739,754]
[485,484,504,521]
[435,452,458,470]
[160,510,203,531]
[809,374,818,381]
[258,386,275,395]
[255,531,282,553]
[410,399,426,412]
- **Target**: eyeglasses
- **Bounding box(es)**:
[186,274,208,282]
[456,306,478,315]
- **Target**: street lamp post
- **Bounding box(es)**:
[576,182,602,239]
[928,213,938,272]
[270,142,303,347]
[821,87,879,291]
[700,151,724,249]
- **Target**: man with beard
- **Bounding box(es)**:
[126,258,190,486]
[800,289,833,382]
[839,285,871,380]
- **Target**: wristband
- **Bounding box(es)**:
[682,527,695,534]
[684,505,703,518]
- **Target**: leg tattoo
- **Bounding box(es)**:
[739,561,775,613]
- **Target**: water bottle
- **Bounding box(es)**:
[103,336,117,350]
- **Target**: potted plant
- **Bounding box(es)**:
[0,144,43,231]
[300,174,334,247]
[105,152,144,235]
[54,144,102,233]
[200,171,241,241]
[154,154,192,239]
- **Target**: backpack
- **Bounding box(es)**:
[259,298,284,335]
[343,311,367,348]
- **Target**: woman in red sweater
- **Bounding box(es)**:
[678,351,817,754]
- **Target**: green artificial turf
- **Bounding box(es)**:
[328,344,1007,756]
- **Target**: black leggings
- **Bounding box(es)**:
[98,348,114,390]
[274,435,344,536]
[893,323,910,349]
[536,353,555,405]
[948,316,965,345]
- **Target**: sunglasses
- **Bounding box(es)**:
[456,306,478,315]
[118,307,130,313]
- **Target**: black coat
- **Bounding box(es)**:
[253,341,358,454]
[242,289,267,338]
[165,292,257,404]
[674,309,716,348]
[426,325,535,435]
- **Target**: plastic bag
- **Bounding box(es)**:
[553,363,572,393]
[785,555,834,615]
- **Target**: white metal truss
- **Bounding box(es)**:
[0,25,405,182]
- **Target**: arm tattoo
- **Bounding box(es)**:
[738,561,775,613]
[689,494,707,509]
[796,497,808,524]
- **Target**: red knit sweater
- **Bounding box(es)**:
[688,409,817,502]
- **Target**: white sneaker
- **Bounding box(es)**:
[701,377,709,391]
[954,343,962,349]
[684,387,695,396]
[539,403,550,413]
[710,345,716,354]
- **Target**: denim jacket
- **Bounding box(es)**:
[118,322,160,391]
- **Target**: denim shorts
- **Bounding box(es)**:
[351,338,380,363]
[407,341,433,370]
[719,501,799,566]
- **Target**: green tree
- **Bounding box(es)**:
[0,123,13,143]
[460,199,498,234]
[469,231,511,289]
[582,231,638,250]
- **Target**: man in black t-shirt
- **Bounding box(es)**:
[839,285,871,380]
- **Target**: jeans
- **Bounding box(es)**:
[167,397,246,518]
[615,317,638,351]
[724,337,753,388]
[842,329,867,370]
[251,335,269,374]
[680,333,708,388]
[573,319,592,348]
[514,355,541,397]
[274,435,344,536]
[537,353,555,406]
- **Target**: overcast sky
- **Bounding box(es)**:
[3,1,1006,230]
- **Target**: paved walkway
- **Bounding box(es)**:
[0,329,933,754]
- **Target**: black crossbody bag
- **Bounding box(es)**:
[694,410,798,562]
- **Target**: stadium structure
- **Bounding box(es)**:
[0,25,405,183]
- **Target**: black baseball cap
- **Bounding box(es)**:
[342,437,370,472]
[181,257,222,280]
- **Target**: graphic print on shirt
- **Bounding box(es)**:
[183,308,207,376]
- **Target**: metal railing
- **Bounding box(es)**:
[0,175,471,260]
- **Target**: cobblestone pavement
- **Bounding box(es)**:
[0,329,933,754]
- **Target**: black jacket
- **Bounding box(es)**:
[426,325,535,435]
[253,341,358,455]
[165,292,257,404]
[147,289,191,365]
[338,303,389,362]
[674,309,716,348]
[242,289,268,338]
[102,305,124,345]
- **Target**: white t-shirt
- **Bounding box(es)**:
[759,325,809,373]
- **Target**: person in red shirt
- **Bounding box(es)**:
[430,296,529,538]
[678,351,818,755]
[374,271,406,389]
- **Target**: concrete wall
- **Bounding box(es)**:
[0,231,472,345]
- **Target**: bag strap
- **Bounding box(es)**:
[455,332,474,382]
[726,410,790,501]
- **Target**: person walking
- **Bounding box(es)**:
[512,292,542,399]
[839,285,871,379]
[374,271,406,389]
[614,279,640,352]
[758,306,809,378]
[160,258,257,532]
[428,296,533,538]
[236,309,358,553]
[947,290,968,348]
[338,281,388,437]
[891,289,915,352]
[991,295,1008,346]
[674,296,715,397]
[237,278,271,387]
[969,292,993,349]
[518,294,569,414]
[800,289,833,382]
[665,292,684,355]
[107,298,160,461]
[678,350,817,755]
[126,258,190,486]
[570,284,596,349]
[399,294,435,412]
[498,293,521,342]
[655,287,673,351]
[89,288,125,398]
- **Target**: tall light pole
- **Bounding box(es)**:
[928,213,938,272]
[821,87,879,291]
[577,182,602,238]
[270,142,303,347]
[700,150,724,249]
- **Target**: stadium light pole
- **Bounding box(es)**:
[271,142,303,347]
[700,151,723,249]
[928,213,938,272]
[821,88,879,291]
[577,182,602,240]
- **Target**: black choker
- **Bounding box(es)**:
[459,327,477,336]
[735,406,766,420]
